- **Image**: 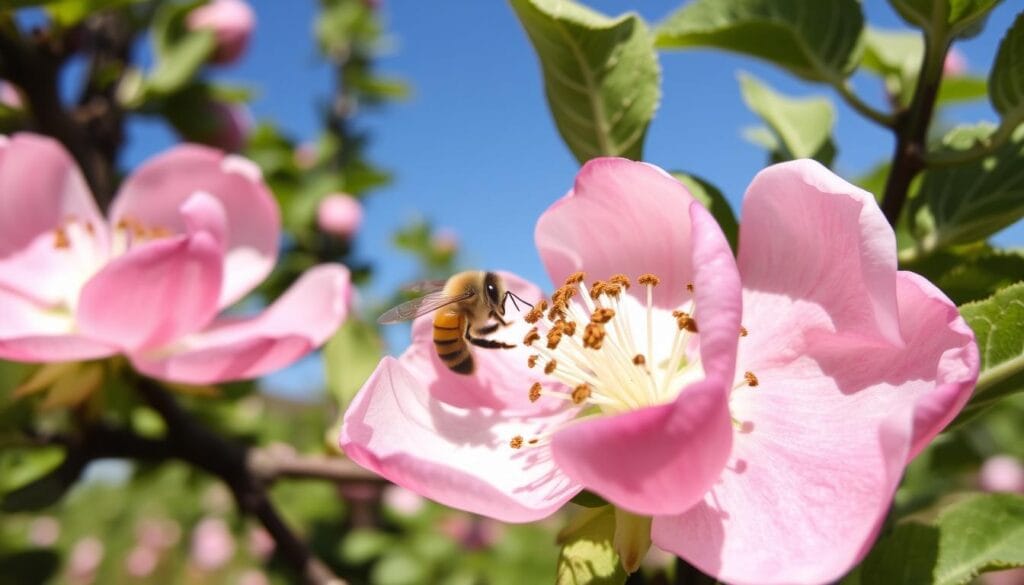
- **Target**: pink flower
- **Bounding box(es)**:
[944,48,968,76]
[27,516,60,547]
[0,81,22,109]
[247,526,275,560]
[0,133,350,384]
[979,455,1024,493]
[317,194,363,239]
[190,517,235,570]
[68,536,104,579]
[340,158,977,584]
[124,546,159,578]
[382,485,426,517]
[187,0,255,65]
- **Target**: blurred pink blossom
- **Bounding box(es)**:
[439,514,503,551]
[237,569,271,585]
[382,485,426,517]
[317,193,363,239]
[0,81,22,109]
[124,546,159,578]
[983,567,1024,585]
[68,536,104,579]
[432,228,459,254]
[247,526,275,561]
[944,48,968,76]
[187,0,255,65]
[136,518,182,550]
[190,517,236,571]
[27,516,60,547]
[979,455,1024,493]
[293,142,318,170]
[0,134,350,384]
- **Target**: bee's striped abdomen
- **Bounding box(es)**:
[433,310,473,374]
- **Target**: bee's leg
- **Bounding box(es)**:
[488,311,510,327]
[465,322,515,349]
[473,322,500,336]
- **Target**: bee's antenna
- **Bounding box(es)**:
[504,291,533,312]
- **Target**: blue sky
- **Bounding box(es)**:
[112,0,1023,391]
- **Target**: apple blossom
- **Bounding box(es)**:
[190,517,235,570]
[944,48,968,76]
[187,0,255,65]
[0,133,350,384]
[341,157,977,584]
[979,455,1024,493]
[317,193,363,239]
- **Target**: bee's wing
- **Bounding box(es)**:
[377,290,474,324]
[402,279,448,294]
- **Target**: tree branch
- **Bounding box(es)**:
[134,379,346,585]
[879,24,950,226]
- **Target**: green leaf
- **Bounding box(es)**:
[671,172,739,252]
[861,27,923,106]
[0,447,65,496]
[889,0,1003,36]
[902,246,1024,304]
[955,282,1024,421]
[324,318,384,413]
[556,506,628,585]
[737,72,836,165]
[910,124,1024,251]
[510,0,661,163]
[846,493,1024,585]
[145,31,216,97]
[656,0,864,82]
[340,529,394,564]
[990,12,1024,127]
[42,0,144,26]
[938,75,988,104]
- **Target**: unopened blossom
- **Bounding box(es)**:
[341,158,977,584]
[68,536,104,579]
[317,193,363,239]
[979,455,1024,493]
[0,133,350,384]
[187,0,255,65]
[247,526,275,560]
[190,517,235,570]
[206,101,251,153]
[125,546,159,578]
[944,48,968,76]
[0,81,22,109]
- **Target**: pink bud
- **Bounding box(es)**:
[293,142,318,170]
[68,537,104,578]
[943,48,967,77]
[247,526,275,561]
[187,0,255,65]
[189,517,236,571]
[317,194,363,239]
[0,81,22,109]
[979,455,1024,493]
[383,485,426,517]
[124,546,159,578]
[137,518,182,550]
[433,228,459,254]
[27,516,60,547]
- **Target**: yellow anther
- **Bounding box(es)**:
[590,308,615,324]
[527,355,539,369]
[632,354,646,366]
[546,326,564,350]
[559,320,577,337]
[571,384,592,404]
[638,274,660,286]
[544,360,558,375]
[739,326,748,337]
[673,310,698,333]
[510,436,524,449]
[589,281,606,300]
[564,272,586,286]
[686,283,695,292]
[523,328,540,346]
[744,371,759,387]
[610,274,631,289]
[53,227,70,249]
[583,323,606,349]
[529,382,542,402]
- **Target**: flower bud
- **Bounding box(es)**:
[0,81,22,109]
[943,48,967,77]
[317,193,363,239]
[189,517,235,570]
[201,101,251,152]
[979,455,1024,493]
[187,0,255,65]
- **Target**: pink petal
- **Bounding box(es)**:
[551,376,732,516]
[398,272,556,412]
[737,159,902,346]
[109,145,279,308]
[130,264,350,384]
[0,134,109,306]
[652,271,977,585]
[340,356,582,522]
[77,194,226,351]
[535,158,700,308]
[0,286,117,362]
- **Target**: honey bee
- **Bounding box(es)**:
[378,271,530,375]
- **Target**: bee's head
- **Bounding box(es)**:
[483,272,506,317]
